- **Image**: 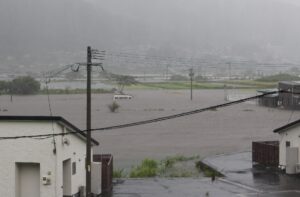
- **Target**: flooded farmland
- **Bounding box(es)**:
[0,89,298,169]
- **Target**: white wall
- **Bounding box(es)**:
[279,126,300,167]
[55,123,89,196]
[0,120,90,197]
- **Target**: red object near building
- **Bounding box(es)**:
[252,141,279,167]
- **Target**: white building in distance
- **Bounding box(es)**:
[0,116,99,197]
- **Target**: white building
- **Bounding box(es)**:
[274,119,300,174]
[0,116,99,197]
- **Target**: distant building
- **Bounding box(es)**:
[0,116,100,197]
[256,81,300,109]
[278,81,300,109]
[257,89,278,108]
[274,119,300,174]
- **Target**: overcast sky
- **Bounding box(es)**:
[1,0,300,70]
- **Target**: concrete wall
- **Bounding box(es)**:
[279,126,300,167]
[0,120,89,197]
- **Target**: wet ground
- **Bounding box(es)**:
[111,178,249,197]
[111,152,300,197]
[203,152,300,196]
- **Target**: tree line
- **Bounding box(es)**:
[0,76,40,95]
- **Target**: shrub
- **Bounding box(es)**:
[129,159,158,178]
[108,101,120,112]
[113,169,124,178]
[162,155,200,168]
[195,161,223,177]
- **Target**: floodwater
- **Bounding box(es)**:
[0,89,299,169]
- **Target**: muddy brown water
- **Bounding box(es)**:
[0,90,298,169]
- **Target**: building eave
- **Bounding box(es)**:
[273,119,300,134]
[0,116,99,146]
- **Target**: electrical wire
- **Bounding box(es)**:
[103,50,300,68]
[287,87,296,124]
[45,81,57,154]
[43,64,74,80]
[0,90,281,141]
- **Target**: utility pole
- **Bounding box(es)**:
[227,62,232,80]
[166,65,169,81]
[84,47,105,197]
[189,68,194,101]
[86,46,92,197]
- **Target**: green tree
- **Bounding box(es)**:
[10,76,40,95]
[0,81,10,94]
[114,75,137,94]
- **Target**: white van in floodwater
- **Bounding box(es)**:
[113,94,133,100]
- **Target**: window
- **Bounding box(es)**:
[72,162,76,175]
[286,141,291,147]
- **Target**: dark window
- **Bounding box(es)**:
[72,162,76,175]
[286,141,291,147]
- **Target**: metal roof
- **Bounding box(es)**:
[273,119,300,134]
[0,116,99,145]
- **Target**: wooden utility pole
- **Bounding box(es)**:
[86,46,92,197]
[189,68,194,101]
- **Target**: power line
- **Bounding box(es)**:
[0,90,281,141]
[0,131,79,140]
[104,50,300,68]
[42,64,74,80]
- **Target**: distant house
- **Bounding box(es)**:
[274,119,300,174]
[0,116,100,197]
[278,81,300,109]
[257,89,278,108]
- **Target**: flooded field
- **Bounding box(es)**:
[0,89,298,169]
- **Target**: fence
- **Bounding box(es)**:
[252,141,279,166]
[93,154,113,194]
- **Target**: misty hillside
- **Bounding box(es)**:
[1,0,300,72]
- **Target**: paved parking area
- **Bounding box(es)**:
[112,178,249,197]
[111,152,300,197]
[203,152,300,196]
